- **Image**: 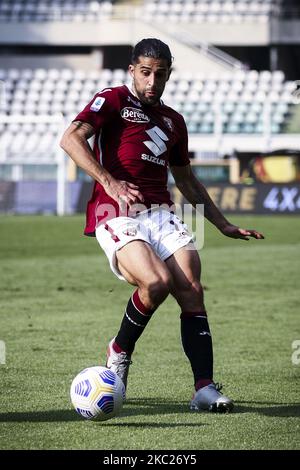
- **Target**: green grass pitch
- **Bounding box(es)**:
[0,214,299,450]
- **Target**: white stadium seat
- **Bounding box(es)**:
[141,0,278,23]
[0,0,114,22]
[0,65,296,166]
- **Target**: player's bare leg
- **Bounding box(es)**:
[117,240,173,309]
[106,240,173,389]
[165,246,234,413]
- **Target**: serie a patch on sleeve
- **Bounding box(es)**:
[90,96,105,112]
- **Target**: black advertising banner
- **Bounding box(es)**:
[170,183,300,214]
[255,184,300,214]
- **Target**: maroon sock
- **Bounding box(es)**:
[195,378,213,391]
[112,340,123,354]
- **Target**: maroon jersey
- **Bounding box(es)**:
[73,85,189,235]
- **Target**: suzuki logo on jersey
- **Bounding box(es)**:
[141,154,166,166]
[143,126,169,157]
[121,107,150,123]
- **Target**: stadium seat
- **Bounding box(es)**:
[0,0,114,22]
[141,0,280,23]
[0,65,296,167]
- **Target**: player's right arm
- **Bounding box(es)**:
[60,120,144,206]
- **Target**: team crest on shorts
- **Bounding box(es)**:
[123,225,138,237]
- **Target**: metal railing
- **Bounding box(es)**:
[167,29,245,71]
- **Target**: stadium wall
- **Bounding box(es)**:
[1,18,299,47]
[0,53,99,70]
[0,20,244,74]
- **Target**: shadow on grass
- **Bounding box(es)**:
[0,410,78,422]
[0,398,199,425]
[127,398,300,418]
[0,398,299,423]
[233,401,300,417]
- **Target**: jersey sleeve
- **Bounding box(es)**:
[73,88,119,131]
[169,115,190,167]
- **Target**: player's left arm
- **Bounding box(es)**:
[170,164,264,241]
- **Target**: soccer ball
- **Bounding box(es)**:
[70,366,126,421]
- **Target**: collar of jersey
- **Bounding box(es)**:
[125,85,163,107]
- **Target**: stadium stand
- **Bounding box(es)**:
[0,66,295,163]
[142,0,281,24]
[0,0,114,22]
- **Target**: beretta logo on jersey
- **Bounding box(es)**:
[121,107,150,123]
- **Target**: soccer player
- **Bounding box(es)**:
[60,38,264,413]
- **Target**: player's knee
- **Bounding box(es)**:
[192,280,204,299]
[176,280,205,310]
[144,273,172,307]
[178,278,203,295]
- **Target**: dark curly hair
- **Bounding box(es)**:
[131,38,173,68]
